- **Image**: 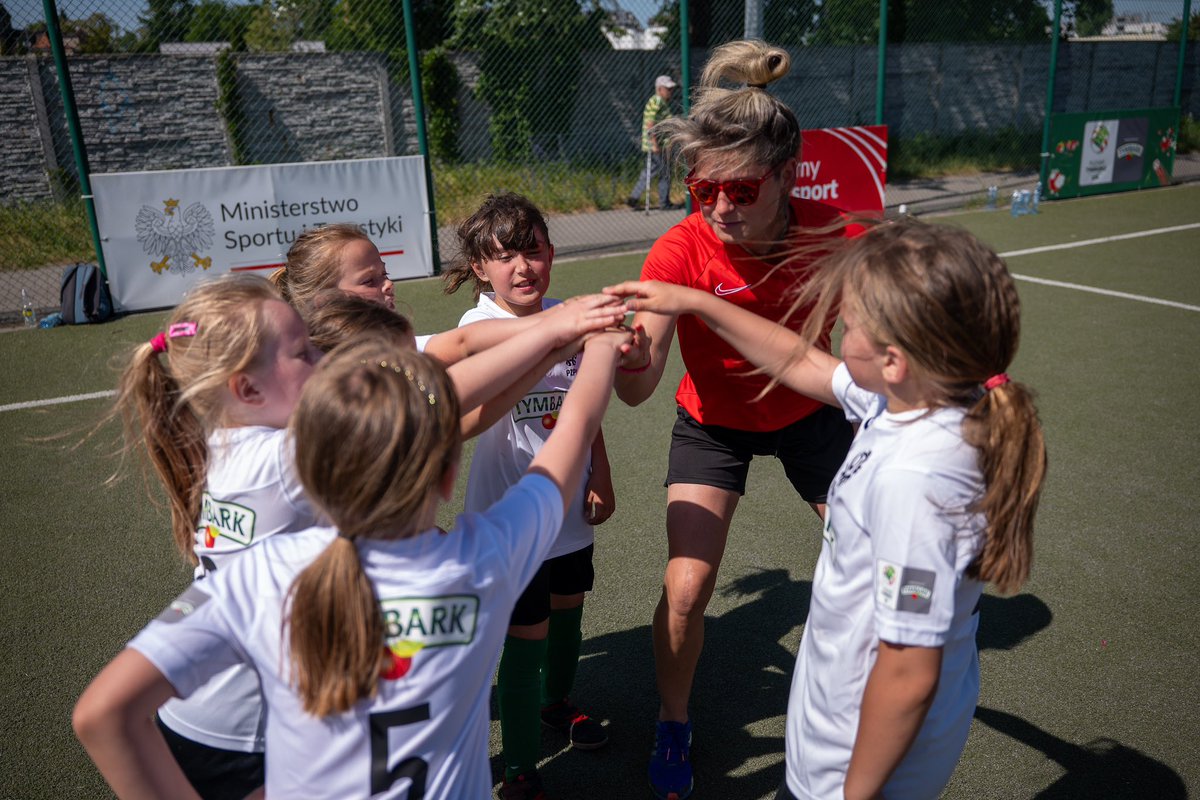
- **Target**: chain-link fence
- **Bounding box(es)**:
[1,0,1197,322]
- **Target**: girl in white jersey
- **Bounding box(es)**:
[74,331,632,800]
[444,193,632,800]
[607,218,1047,800]
[106,274,323,799]
[272,222,586,368]
[104,275,623,800]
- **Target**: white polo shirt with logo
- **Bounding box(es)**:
[458,294,593,559]
[158,426,319,752]
[131,472,563,799]
[784,363,986,800]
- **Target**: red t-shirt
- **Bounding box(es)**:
[641,197,858,431]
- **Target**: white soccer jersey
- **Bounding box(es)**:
[158,426,320,752]
[458,294,594,558]
[784,363,986,800]
[131,473,563,800]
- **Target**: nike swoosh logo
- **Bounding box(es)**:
[714,283,750,296]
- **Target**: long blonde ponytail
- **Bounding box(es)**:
[785,219,1048,593]
[287,342,461,715]
[113,275,281,564]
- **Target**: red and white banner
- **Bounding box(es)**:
[794,125,888,217]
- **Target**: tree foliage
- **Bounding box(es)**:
[185,0,257,49]
[764,0,820,46]
[655,0,1050,46]
[1166,11,1200,42]
[422,46,461,163]
[243,0,337,52]
[140,0,195,50]
[453,0,606,162]
[902,0,1048,42]
[245,2,294,51]
[1067,0,1113,38]
[810,0,878,45]
[0,3,24,55]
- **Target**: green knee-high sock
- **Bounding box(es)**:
[498,635,548,780]
[541,605,585,706]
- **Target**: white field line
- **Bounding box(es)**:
[0,389,115,413]
[1008,274,1200,313]
[5,224,1199,413]
[1001,222,1200,313]
[998,222,1200,258]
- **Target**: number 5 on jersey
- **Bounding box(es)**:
[370,703,431,797]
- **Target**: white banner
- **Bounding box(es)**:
[1079,119,1119,187]
[92,156,433,312]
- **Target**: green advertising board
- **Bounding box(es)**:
[1044,107,1180,200]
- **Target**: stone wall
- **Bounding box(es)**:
[234,52,406,165]
[0,58,55,201]
[2,41,1196,204]
[41,56,232,179]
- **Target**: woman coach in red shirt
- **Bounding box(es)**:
[614,39,860,800]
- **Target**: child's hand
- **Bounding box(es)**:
[544,295,626,347]
[584,470,615,525]
[603,280,700,317]
[618,324,651,371]
[581,328,634,359]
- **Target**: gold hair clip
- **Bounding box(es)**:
[362,358,437,405]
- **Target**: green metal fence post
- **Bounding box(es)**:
[875,0,888,125]
[42,0,108,279]
[680,0,690,117]
[1039,0,1064,196]
[680,0,692,213]
[1174,0,1192,110]
[401,0,440,275]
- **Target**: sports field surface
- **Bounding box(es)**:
[2,185,1198,799]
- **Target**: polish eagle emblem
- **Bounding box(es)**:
[135,198,216,275]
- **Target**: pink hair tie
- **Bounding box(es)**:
[168,321,198,339]
[149,332,168,353]
[984,373,1010,391]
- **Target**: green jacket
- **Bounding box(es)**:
[641,94,672,153]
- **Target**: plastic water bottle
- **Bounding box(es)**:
[21,288,36,328]
[1031,182,1041,214]
[986,186,998,210]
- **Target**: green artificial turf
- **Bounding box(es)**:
[1,187,1198,799]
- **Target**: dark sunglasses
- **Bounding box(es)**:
[684,167,779,206]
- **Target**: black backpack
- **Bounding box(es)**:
[60,263,114,324]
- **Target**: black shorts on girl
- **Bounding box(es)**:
[156,714,265,800]
[666,404,852,501]
[509,544,595,626]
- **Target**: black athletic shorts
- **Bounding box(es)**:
[156,714,264,800]
[665,404,853,502]
[509,544,596,626]
[775,779,799,800]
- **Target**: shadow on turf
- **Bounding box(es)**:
[976,592,1053,651]
[974,707,1187,798]
[486,566,809,799]
[484,581,1069,798]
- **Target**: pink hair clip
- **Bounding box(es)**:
[149,332,168,353]
[984,373,1010,391]
[168,321,198,339]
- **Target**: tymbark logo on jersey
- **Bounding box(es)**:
[379,595,480,680]
[512,391,565,430]
[200,494,257,548]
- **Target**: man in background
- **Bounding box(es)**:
[627,75,682,211]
